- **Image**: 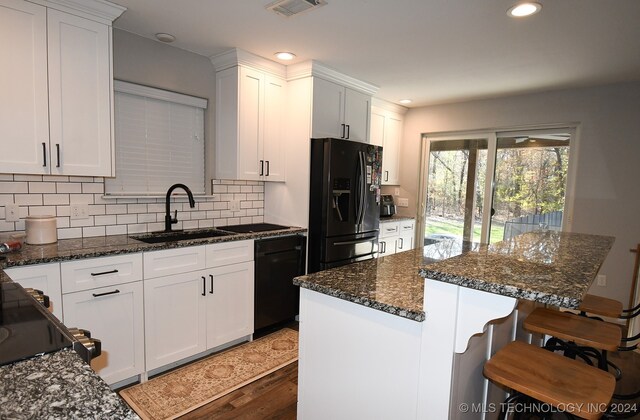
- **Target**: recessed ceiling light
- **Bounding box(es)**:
[155,33,176,43]
[275,52,296,61]
[399,99,412,104]
[507,2,542,18]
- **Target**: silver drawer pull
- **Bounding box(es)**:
[90,269,119,276]
[92,289,120,298]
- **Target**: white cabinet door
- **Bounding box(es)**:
[369,111,385,147]
[382,114,402,185]
[312,77,345,139]
[216,66,286,182]
[344,88,370,142]
[4,263,62,320]
[62,281,144,384]
[263,74,286,181]
[312,78,371,142]
[47,9,112,176]
[0,0,49,174]
[396,233,414,253]
[378,238,396,256]
[372,106,403,185]
[206,261,254,349]
[144,270,207,370]
[238,66,263,181]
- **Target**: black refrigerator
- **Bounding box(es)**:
[308,138,383,273]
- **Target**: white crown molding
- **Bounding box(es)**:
[210,48,287,78]
[115,80,208,109]
[286,60,378,96]
[372,97,408,114]
[34,0,126,24]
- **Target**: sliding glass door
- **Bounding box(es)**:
[420,128,575,246]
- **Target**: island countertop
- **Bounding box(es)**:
[294,231,614,321]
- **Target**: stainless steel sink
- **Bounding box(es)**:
[131,229,234,244]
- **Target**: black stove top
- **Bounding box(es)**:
[220,223,290,234]
[0,283,73,366]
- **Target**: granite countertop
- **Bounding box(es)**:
[421,231,615,308]
[294,240,478,321]
[0,226,306,272]
[379,215,415,223]
[294,231,614,321]
[0,349,139,419]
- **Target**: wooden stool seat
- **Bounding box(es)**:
[579,294,624,318]
[484,341,616,420]
[524,307,621,351]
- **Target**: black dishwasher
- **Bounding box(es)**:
[254,235,306,332]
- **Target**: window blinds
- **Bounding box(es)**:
[105,81,207,195]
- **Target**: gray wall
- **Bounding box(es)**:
[112,29,216,190]
[400,81,640,305]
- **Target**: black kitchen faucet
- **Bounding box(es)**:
[165,183,196,232]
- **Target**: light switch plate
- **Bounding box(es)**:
[397,197,409,207]
[596,274,606,287]
[5,204,20,222]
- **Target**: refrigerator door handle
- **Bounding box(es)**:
[333,238,376,246]
[358,151,367,226]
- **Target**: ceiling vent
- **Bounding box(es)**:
[266,0,327,17]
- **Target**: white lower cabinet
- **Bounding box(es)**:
[143,240,255,372]
[378,219,415,256]
[62,281,144,385]
[143,270,208,371]
[61,253,144,385]
[206,261,254,349]
[4,263,62,320]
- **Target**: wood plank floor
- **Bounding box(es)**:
[178,349,639,419]
[178,361,298,420]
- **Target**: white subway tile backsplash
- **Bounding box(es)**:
[15,194,42,205]
[83,226,106,237]
[43,194,70,206]
[14,175,43,182]
[58,228,82,239]
[29,182,56,193]
[0,182,28,193]
[56,183,82,193]
[0,177,265,239]
[28,206,56,216]
[117,214,137,224]
[106,225,127,236]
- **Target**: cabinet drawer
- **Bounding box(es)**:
[61,254,142,294]
[206,240,254,268]
[143,245,206,279]
[400,220,415,232]
[379,221,400,238]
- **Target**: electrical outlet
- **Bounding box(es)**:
[596,274,606,287]
[229,199,240,212]
[394,188,400,196]
[397,197,409,207]
[5,204,20,222]
[70,204,89,220]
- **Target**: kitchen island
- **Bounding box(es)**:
[293,231,614,420]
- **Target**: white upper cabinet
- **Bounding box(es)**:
[370,100,406,185]
[0,0,123,176]
[0,0,49,174]
[47,9,112,176]
[212,49,286,182]
[312,77,371,142]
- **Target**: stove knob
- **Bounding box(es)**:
[23,288,50,308]
[77,336,102,359]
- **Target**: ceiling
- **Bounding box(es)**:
[111,0,640,108]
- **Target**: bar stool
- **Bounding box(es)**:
[484,340,616,419]
[523,307,621,370]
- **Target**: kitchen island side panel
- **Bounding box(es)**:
[297,288,422,420]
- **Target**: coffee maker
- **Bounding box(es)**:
[380,195,396,217]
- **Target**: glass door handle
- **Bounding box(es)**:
[491,208,496,217]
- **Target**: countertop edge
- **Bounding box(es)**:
[419,268,579,308]
[294,278,426,322]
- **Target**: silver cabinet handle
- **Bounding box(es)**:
[398,238,404,249]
